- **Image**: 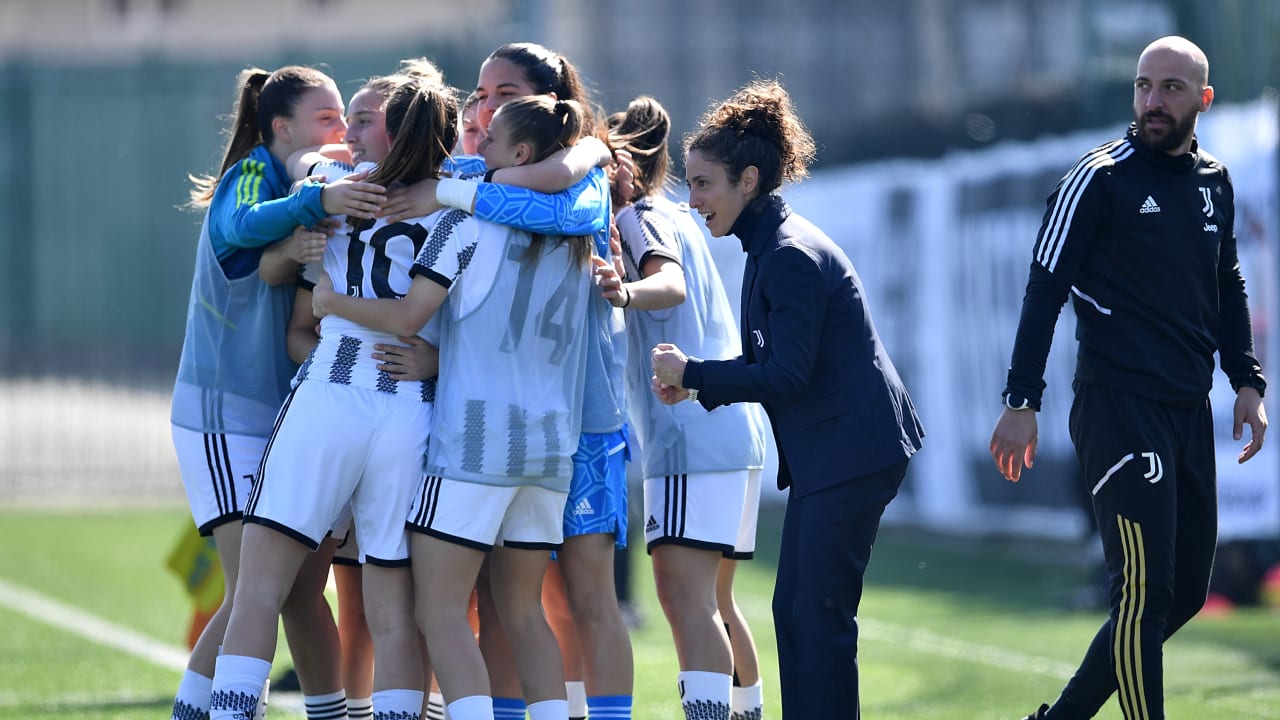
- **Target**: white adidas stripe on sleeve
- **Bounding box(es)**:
[1035,140,1133,273]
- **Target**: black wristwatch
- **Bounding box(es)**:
[1003,392,1037,412]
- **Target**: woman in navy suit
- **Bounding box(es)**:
[652,79,924,719]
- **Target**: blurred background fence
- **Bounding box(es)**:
[1,0,1277,548]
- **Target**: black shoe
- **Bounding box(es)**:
[1023,703,1050,720]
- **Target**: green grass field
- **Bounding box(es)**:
[1,507,1277,719]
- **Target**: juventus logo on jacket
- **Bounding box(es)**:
[1199,186,1214,217]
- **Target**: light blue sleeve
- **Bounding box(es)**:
[445,154,488,177]
[471,166,609,238]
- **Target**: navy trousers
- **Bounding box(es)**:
[772,459,907,719]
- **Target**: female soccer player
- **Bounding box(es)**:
[383,42,632,720]
[472,43,635,720]
[206,79,460,720]
[168,64,384,720]
[278,60,447,720]
[600,95,768,720]
[314,94,596,720]
[283,58,592,720]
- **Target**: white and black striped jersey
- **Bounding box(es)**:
[1005,124,1266,406]
[296,208,448,401]
[297,160,375,290]
[416,210,592,491]
[617,195,767,477]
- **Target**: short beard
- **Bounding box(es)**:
[1135,108,1197,153]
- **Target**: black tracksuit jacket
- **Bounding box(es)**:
[1004,124,1266,407]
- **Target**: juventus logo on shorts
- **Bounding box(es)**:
[1199,186,1214,217]
[753,329,765,348]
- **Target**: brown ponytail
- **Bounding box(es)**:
[363,80,458,195]
[498,96,586,163]
[608,96,673,199]
[187,65,335,208]
[188,68,269,207]
[490,95,592,266]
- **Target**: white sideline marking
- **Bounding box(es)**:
[0,577,189,670]
[861,618,1077,679]
[4,575,1275,717]
[0,577,304,714]
[0,576,1077,681]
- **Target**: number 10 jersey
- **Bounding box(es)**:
[297,209,447,402]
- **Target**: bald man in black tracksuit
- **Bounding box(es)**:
[990,36,1267,720]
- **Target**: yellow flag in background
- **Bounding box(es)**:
[165,523,224,614]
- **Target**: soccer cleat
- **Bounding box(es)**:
[1022,703,1050,720]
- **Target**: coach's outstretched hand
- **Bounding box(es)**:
[990,408,1038,482]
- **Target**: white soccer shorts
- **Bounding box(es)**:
[172,425,266,535]
[248,381,432,565]
[643,468,762,558]
[407,475,568,551]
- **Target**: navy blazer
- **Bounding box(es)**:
[683,195,923,496]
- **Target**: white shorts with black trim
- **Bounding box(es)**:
[246,381,432,566]
[407,475,568,551]
[643,468,761,559]
[172,425,266,536]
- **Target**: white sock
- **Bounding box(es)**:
[566,681,586,719]
[347,696,374,719]
[171,669,213,719]
[209,655,272,720]
[446,695,494,720]
[305,689,348,720]
[425,692,446,720]
[730,682,763,720]
[254,677,270,720]
[373,689,425,719]
[678,671,732,720]
[527,698,569,720]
